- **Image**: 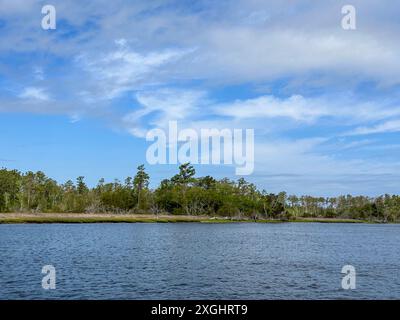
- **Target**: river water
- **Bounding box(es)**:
[0,222,399,299]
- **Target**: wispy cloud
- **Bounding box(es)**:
[216,94,400,124]
[33,67,44,81]
[123,89,207,137]
[76,41,194,100]
[18,87,50,101]
[347,119,400,136]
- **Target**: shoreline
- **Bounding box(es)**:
[0,213,379,224]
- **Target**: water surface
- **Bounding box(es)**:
[0,223,399,299]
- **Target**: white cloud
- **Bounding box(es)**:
[3,1,400,88]
[123,89,207,137]
[18,87,50,101]
[114,38,128,48]
[216,95,327,122]
[348,119,400,136]
[215,94,400,126]
[33,67,44,81]
[174,26,400,86]
[117,88,400,143]
[77,44,193,100]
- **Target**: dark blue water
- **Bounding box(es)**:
[0,223,399,299]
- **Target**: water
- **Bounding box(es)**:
[0,223,399,299]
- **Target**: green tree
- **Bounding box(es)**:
[76,176,88,195]
[133,164,150,210]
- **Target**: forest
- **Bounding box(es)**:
[0,163,399,222]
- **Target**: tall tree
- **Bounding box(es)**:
[76,176,88,195]
[133,164,150,210]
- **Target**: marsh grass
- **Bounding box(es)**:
[0,213,373,224]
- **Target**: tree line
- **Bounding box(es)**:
[0,163,399,222]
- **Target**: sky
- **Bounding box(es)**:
[1,0,400,196]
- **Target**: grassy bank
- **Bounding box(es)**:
[289,217,368,223]
[0,213,374,224]
[0,213,209,224]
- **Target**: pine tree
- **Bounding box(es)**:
[133,164,149,210]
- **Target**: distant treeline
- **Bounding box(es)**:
[0,164,399,222]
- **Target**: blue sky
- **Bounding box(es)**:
[1,0,400,196]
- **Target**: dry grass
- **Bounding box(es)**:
[0,213,371,224]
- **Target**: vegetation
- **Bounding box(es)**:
[0,213,233,224]
[0,164,399,222]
